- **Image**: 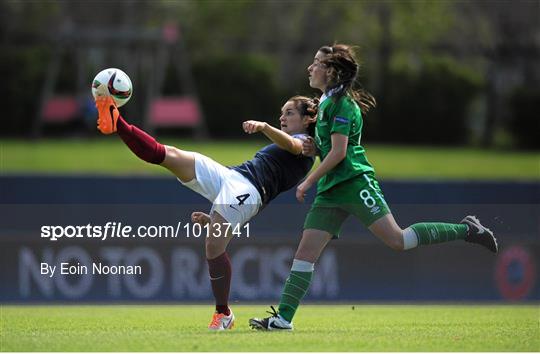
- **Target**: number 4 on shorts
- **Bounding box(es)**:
[236,194,250,205]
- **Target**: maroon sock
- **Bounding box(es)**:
[116,115,165,164]
[207,252,232,316]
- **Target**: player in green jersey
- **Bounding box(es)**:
[249,44,498,331]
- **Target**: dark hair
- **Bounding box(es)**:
[318,44,376,114]
[288,95,319,137]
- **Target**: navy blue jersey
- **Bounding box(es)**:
[231,134,314,205]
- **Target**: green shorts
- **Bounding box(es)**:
[303,173,391,238]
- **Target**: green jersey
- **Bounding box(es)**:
[314,92,374,193]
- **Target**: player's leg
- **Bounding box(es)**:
[369,214,498,253]
[160,146,195,182]
[250,206,346,331]
[206,171,262,330]
[367,213,404,250]
[95,96,196,182]
[206,211,236,330]
[96,96,166,163]
[369,213,465,250]
[359,174,498,253]
[249,229,332,331]
[278,229,332,320]
[393,216,497,252]
[278,206,347,324]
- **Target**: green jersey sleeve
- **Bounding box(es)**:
[329,98,355,136]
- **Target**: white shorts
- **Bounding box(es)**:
[178,152,262,226]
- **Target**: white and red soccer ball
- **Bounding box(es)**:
[91,68,132,107]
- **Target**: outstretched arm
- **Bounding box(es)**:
[242,120,304,155]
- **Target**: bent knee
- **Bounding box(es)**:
[162,146,196,182]
[164,145,183,162]
[374,230,405,251]
[388,239,404,251]
[386,235,404,251]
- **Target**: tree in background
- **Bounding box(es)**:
[1,0,538,149]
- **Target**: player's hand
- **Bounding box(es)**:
[302,136,318,157]
[191,211,211,226]
[243,120,267,134]
[296,179,313,203]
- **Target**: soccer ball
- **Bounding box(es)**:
[91,68,132,107]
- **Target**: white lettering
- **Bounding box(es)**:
[123,248,162,298]
[55,247,92,298]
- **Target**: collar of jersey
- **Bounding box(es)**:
[320,84,344,105]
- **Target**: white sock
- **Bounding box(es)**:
[291,259,314,272]
[402,227,419,250]
[277,313,290,324]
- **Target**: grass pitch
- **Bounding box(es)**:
[2,138,539,180]
[1,304,538,351]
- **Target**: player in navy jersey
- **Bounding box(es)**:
[95,95,317,330]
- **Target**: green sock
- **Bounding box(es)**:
[410,222,468,246]
[277,270,313,323]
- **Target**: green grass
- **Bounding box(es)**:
[1,138,539,180]
[0,138,265,176]
[1,305,538,351]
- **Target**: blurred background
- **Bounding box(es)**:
[1,0,539,303]
[1,0,539,147]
